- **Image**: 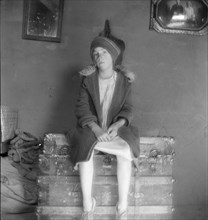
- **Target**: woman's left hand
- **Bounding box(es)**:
[107,123,119,139]
[107,119,126,139]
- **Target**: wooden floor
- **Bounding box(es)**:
[1,212,37,220]
[1,206,208,220]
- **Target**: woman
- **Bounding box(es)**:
[70,20,140,220]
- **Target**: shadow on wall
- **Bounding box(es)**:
[44,64,81,134]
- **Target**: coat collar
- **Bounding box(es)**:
[83,71,102,124]
[79,64,136,83]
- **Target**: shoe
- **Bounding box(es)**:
[81,197,96,220]
[115,204,128,220]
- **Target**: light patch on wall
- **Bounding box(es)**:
[45,44,57,50]
[204,125,208,138]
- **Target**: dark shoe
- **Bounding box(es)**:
[115,204,127,220]
[81,197,96,220]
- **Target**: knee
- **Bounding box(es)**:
[79,157,94,171]
[116,155,131,165]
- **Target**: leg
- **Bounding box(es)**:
[79,152,94,211]
[116,155,132,213]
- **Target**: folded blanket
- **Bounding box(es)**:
[7,130,42,181]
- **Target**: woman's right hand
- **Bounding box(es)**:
[88,122,111,142]
[93,126,112,142]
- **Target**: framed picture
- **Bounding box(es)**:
[22,0,64,42]
[150,0,208,35]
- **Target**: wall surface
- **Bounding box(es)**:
[1,0,207,217]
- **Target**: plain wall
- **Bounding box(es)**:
[1,0,207,214]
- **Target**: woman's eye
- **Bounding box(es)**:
[93,50,107,58]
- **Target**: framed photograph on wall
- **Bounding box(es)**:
[150,0,208,35]
[22,0,64,42]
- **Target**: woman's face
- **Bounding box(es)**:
[92,47,113,71]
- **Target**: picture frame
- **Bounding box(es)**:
[22,0,64,42]
[150,0,208,35]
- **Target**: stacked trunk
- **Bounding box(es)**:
[36,134,176,220]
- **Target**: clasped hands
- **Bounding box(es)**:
[95,123,118,142]
[90,119,126,142]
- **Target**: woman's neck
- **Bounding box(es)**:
[99,69,115,79]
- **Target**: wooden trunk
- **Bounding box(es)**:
[38,154,174,176]
[37,175,174,206]
[36,206,174,220]
[36,136,176,220]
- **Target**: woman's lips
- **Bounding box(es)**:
[97,60,104,65]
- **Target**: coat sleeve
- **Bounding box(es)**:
[75,78,98,127]
[113,85,133,126]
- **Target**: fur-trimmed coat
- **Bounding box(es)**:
[70,68,140,166]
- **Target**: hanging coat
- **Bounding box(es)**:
[70,69,140,166]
